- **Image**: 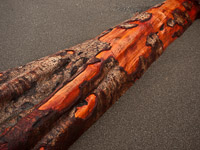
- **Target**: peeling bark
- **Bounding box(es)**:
[0,0,199,149]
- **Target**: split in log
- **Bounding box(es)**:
[0,0,199,149]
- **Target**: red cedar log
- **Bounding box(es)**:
[0,0,199,149]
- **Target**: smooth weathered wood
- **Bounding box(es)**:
[0,0,199,149]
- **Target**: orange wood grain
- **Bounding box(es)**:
[99,0,199,74]
[0,0,199,149]
[38,0,199,113]
[75,94,97,119]
[39,62,102,111]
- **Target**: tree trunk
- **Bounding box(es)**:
[0,0,199,149]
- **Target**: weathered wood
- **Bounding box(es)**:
[0,0,199,149]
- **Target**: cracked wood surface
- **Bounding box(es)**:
[0,0,199,149]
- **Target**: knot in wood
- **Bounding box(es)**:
[118,23,138,29]
[131,12,152,22]
[173,9,187,26]
[182,2,193,10]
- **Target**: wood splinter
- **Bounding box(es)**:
[0,0,199,149]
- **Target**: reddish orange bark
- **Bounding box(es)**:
[38,0,200,113]
[0,0,199,150]
[75,94,97,119]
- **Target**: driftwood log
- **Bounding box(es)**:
[0,0,199,149]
